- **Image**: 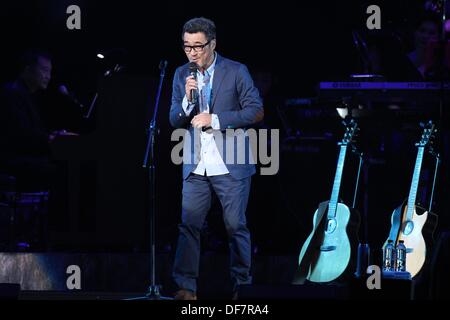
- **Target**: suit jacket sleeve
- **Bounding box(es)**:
[169,67,193,129]
[215,64,264,129]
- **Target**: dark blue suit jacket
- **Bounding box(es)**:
[170,54,264,180]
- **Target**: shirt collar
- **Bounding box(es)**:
[201,52,217,77]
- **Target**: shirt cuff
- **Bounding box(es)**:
[182,96,195,116]
[211,114,220,130]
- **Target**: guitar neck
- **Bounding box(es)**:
[328,144,348,219]
[406,146,425,220]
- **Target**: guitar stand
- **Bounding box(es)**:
[342,116,370,279]
[428,150,441,213]
[351,150,363,210]
[351,150,370,278]
[340,117,368,279]
[342,118,368,279]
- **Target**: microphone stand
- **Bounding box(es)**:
[128,60,172,300]
[352,30,371,74]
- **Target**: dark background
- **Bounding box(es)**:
[0,0,449,262]
[0,0,429,96]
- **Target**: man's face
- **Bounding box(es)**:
[28,56,52,90]
[183,32,216,70]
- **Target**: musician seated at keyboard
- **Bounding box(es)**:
[407,13,441,79]
[366,12,441,81]
[0,50,77,191]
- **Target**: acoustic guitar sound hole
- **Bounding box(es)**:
[403,221,414,236]
[326,219,337,234]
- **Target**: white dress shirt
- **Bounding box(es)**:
[182,54,229,176]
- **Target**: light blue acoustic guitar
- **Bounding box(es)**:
[294,119,360,283]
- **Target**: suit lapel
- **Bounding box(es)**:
[211,54,226,112]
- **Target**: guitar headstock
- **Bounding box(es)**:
[417,120,437,148]
[340,118,359,146]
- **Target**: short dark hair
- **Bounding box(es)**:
[182,17,216,41]
[414,11,442,31]
[18,49,52,72]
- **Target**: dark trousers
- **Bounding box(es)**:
[173,173,252,293]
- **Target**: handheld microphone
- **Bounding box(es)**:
[188,62,198,104]
[58,85,84,109]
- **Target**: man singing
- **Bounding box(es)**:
[169,17,264,300]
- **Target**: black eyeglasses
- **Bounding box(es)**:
[183,41,211,53]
